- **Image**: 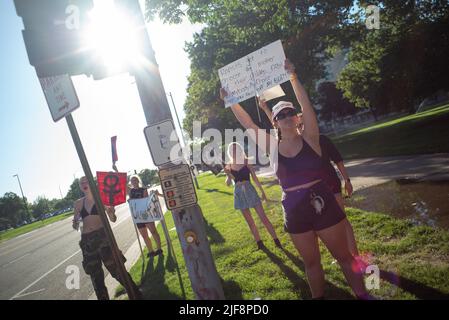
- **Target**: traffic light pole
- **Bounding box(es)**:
[65,114,138,300]
[119,0,224,299]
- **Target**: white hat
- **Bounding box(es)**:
[271,101,295,121]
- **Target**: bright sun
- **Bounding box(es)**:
[84,0,141,73]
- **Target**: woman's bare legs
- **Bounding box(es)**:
[241,209,261,242]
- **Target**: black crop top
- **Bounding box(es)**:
[80,198,98,219]
[230,165,251,183]
[129,187,146,199]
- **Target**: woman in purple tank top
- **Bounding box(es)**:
[220,59,371,300]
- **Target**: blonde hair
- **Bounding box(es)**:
[129,175,143,188]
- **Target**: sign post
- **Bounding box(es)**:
[121,0,225,299]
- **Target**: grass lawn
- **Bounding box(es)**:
[0,212,72,244]
[332,104,449,159]
[117,173,449,300]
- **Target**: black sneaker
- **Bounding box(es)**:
[147,251,156,258]
[256,240,265,250]
[274,238,282,248]
[155,249,163,256]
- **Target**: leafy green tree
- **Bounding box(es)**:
[65,178,83,202]
[31,196,53,219]
[0,192,29,228]
[138,169,160,187]
[317,81,357,121]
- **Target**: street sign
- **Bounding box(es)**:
[39,74,79,122]
[159,164,197,210]
[144,119,182,166]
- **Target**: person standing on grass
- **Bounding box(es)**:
[224,142,282,250]
[258,100,363,262]
[128,175,163,258]
[221,58,372,299]
[72,176,142,300]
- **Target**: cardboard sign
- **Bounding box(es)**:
[128,191,163,224]
[96,171,127,206]
[218,40,288,107]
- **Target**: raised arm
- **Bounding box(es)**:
[257,97,273,127]
[221,88,273,154]
[286,60,320,145]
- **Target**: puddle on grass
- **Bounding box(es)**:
[346,180,449,230]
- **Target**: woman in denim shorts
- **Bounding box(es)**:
[224,142,282,250]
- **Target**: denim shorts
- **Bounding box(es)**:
[234,181,261,210]
[281,180,346,234]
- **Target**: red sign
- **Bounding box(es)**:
[97,171,127,206]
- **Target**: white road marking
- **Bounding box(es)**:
[10,249,81,300]
[2,253,30,268]
[13,288,46,299]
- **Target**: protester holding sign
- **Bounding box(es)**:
[72,176,141,300]
[258,100,362,260]
[224,142,282,250]
[221,58,371,300]
[128,175,163,258]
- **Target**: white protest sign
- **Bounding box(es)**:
[128,191,163,224]
[258,85,286,102]
[39,74,80,122]
[218,40,288,107]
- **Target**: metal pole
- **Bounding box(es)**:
[13,174,30,216]
[65,114,138,300]
[167,92,200,189]
[117,0,224,299]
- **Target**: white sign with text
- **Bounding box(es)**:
[128,191,163,224]
[39,74,80,122]
[218,40,288,107]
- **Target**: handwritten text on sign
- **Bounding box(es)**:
[218,40,288,107]
[128,191,163,224]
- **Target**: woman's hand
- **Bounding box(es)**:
[106,206,117,222]
[257,96,269,111]
[219,88,228,101]
[344,180,353,198]
[285,59,297,77]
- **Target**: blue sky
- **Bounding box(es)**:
[0,0,203,202]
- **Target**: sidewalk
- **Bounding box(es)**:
[257,153,449,191]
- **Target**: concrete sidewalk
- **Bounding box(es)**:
[257,153,449,191]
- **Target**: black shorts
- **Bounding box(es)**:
[281,180,346,234]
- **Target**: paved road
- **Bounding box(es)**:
[257,153,449,190]
[0,204,138,300]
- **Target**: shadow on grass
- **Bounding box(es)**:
[379,270,449,300]
[203,188,233,196]
[221,277,244,299]
[203,217,225,244]
[139,252,183,300]
[260,247,354,300]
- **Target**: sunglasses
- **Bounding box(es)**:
[275,109,298,120]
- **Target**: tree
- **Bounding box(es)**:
[31,196,52,219]
[336,1,449,115]
[65,178,83,202]
[138,169,160,187]
[0,192,29,228]
[317,81,357,121]
[145,0,355,137]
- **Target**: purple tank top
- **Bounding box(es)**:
[276,139,324,189]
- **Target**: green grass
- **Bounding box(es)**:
[332,104,449,159]
[0,212,73,243]
[117,173,449,300]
